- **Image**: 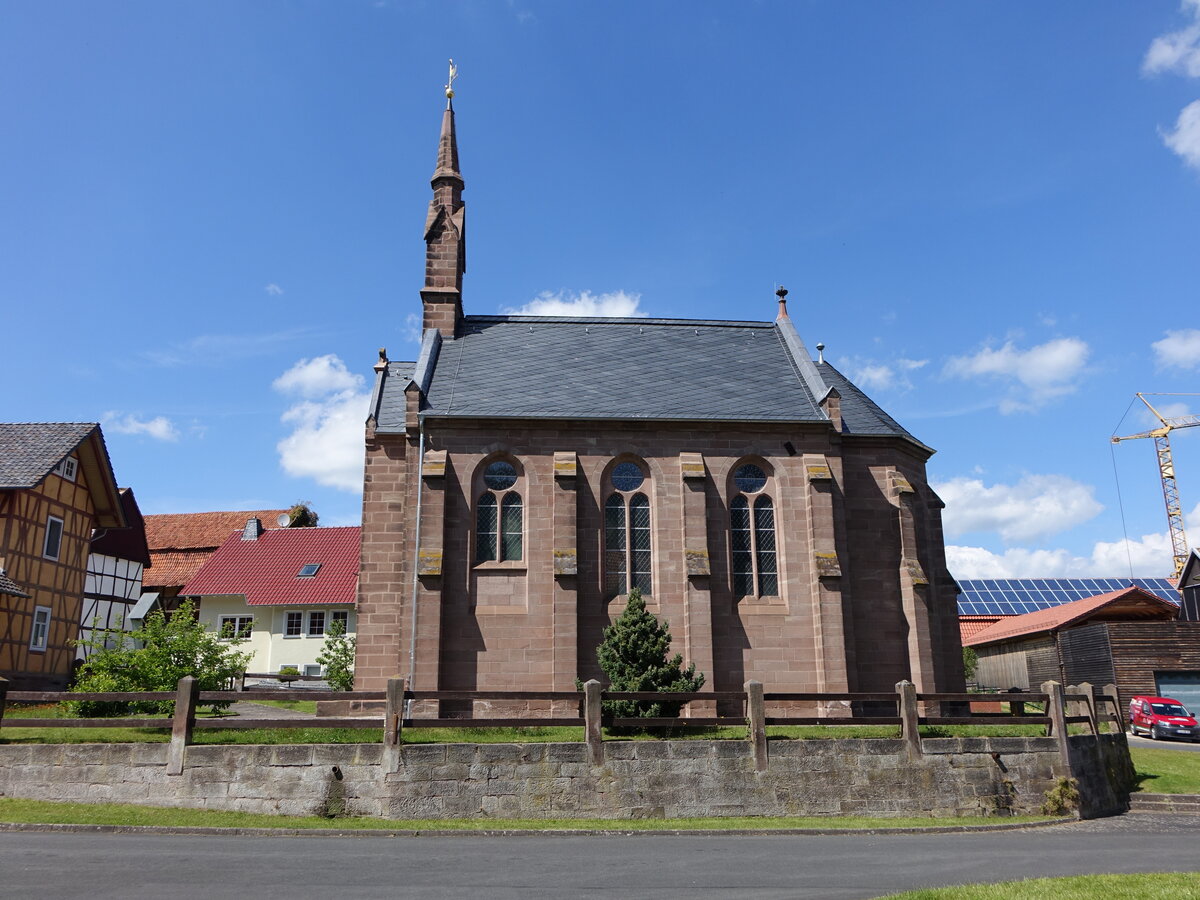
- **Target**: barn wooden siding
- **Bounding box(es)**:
[1106,622,1200,711]
[975,636,1057,690]
[1059,623,1117,690]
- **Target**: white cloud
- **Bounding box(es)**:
[947,501,1200,579]
[404,312,422,344]
[505,289,645,318]
[104,412,180,442]
[273,355,362,399]
[841,357,927,392]
[946,532,1174,579]
[934,474,1103,543]
[943,337,1089,413]
[1144,1,1200,77]
[1161,100,1200,170]
[265,283,284,296]
[273,355,369,492]
[1153,328,1200,369]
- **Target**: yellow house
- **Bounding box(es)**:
[0,423,125,688]
[182,520,358,678]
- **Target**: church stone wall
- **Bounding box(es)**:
[355,418,965,702]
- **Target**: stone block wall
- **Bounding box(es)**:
[0,734,1127,820]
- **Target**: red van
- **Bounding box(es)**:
[1128,695,1199,741]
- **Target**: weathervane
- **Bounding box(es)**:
[445,59,458,100]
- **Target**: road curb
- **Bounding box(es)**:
[0,818,1075,838]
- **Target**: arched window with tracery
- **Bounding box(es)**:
[730,462,777,598]
[605,460,652,598]
[476,459,523,562]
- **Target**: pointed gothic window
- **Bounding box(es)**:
[731,463,778,598]
[605,460,652,598]
[476,459,523,562]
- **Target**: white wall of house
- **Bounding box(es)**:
[196,595,356,676]
[78,553,145,660]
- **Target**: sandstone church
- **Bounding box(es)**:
[353,89,965,708]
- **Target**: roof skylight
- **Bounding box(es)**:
[297,564,321,578]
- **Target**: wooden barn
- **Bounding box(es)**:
[965,585,1200,714]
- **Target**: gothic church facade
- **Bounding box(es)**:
[354,99,965,704]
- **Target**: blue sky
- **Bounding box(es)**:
[4,1,1199,578]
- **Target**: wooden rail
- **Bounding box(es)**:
[0,677,1120,772]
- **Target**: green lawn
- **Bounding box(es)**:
[1,704,1051,744]
[1131,745,1200,794]
[880,873,1200,899]
[0,798,1051,831]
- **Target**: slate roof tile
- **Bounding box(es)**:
[0,423,98,489]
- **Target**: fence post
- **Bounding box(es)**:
[166,675,198,776]
[1103,683,1123,733]
[383,676,405,774]
[1007,686,1025,719]
[1042,680,1071,771]
[1077,682,1097,735]
[0,676,8,732]
[584,680,603,765]
[896,680,922,760]
[745,680,767,772]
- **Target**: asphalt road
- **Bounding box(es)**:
[2,817,1199,900]
[1128,731,1200,753]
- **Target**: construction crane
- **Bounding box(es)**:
[1112,393,1200,578]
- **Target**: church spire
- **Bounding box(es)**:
[421,60,466,340]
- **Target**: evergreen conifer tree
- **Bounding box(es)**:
[594,588,704,723]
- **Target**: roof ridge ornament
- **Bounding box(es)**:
[776,285,789,320]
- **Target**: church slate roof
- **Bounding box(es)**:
[372,315,924,449]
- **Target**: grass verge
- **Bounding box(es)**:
[1130,745,1200,794]
[880,872,1200,899]
[0,798,1052,832]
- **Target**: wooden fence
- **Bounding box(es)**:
[0,677,1122,774]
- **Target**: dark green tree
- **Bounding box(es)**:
[594,588,704,724]
[287,501,319,527]
[67,599,252,717]
[962,646,979,682]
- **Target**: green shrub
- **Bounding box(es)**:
[67,599,251,717]
[316,618,356,691]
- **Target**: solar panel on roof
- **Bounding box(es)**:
[957,576,1180,616]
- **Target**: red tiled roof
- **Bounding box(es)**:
[144,510,287,552]
[959,616,1003,642]
[964,587,1179,647]
[143,550,213,589]
[181,527,360,606]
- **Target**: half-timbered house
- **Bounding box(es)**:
[0,423,124,688]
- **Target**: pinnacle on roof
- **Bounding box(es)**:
[432,100,462,186]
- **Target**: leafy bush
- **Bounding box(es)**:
[316,618,356,691]
[591,588,704,727]
[67,599,252,717]
[962,647,978,681]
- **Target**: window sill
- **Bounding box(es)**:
[737,598,789,615]
[472,561,528,572]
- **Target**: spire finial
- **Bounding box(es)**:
[775,285,789,320]
[445,59,458,104]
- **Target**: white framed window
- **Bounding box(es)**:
[284,610,303,637]
[304,664,322,677]
[330,609,349,632]
[30,606,51,652]
[218,615,254,639]
[307,610,326,636]
[43,515,65,561]
[54,456,78,482]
